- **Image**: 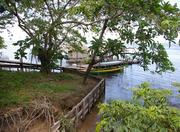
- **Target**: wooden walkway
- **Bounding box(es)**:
[51,79,105,132]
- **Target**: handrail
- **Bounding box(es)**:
[0,60,40,66]
[0,59,61,72]
[51,78,105,132]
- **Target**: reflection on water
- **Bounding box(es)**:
[105,45,180,106]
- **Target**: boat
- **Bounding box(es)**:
[90,61,123,75]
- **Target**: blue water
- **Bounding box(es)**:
[105,45,180,106]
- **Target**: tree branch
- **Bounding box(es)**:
[44,0,54,22]
[5,0,34,37]
[62,0,72,10]
[59,11,124,27]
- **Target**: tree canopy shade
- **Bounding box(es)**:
[1,0,86,73]
[73,0,180,83]
[97,82,180,132]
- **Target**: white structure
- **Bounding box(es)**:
[67,46,89,63]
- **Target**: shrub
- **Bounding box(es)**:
[97,82,180,132]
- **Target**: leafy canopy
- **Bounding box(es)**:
[1,0,86,72]
[0,0,180,74]
[97,82,180,132]
[76,0,180,73]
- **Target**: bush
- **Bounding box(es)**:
[97,82,180,132]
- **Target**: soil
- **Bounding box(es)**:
[77,106,99,132]
[0,73,99,132]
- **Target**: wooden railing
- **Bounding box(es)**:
[1,60,105,131]
[0,60,40,71]
[51,79,105,132]
[0,60,61,72]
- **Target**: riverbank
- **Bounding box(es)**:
[0,70,98,131]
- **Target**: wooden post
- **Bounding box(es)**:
[20,57,23,72]
[82,99,86,120]
[88,96,92,112]
[51,121,60,132]
[103,79,105,95]
[75,106,79,126]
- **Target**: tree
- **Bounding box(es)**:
[0,2,12,49]
[97,82,180,132]
[2,0,86,73]
[73,0,180,83]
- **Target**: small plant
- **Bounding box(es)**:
[172,82,180,88]
[172,82,180,93]
[58,115,75,132]
[97,82,180,132]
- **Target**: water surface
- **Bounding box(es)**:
[105,45,180,106]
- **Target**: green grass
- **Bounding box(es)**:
[0,70,82,108]
[33,82,74,93]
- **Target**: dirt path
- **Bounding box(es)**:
[78,106,99,132]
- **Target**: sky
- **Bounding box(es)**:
[0,0,179,61]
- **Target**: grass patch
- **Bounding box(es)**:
[33,82,75,93]
[0,70,83,108]
[0,90,30,107]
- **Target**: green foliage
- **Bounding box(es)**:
[83,58,91,64]
[58,115,75,132]
[78,0,179,73]
[0,36,6,49]
[13,38,31,59]
[172,82,180,93]
[172,82,180,88]
[97,82,180,132]
[2,0,87,73]
[89,38,126,58]
[133,82,172,107]
[1,0,180,74]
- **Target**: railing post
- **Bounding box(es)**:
[82,99,86,120]
[88,97,90,112]
[75,106,79,126]
[103,79,105,95]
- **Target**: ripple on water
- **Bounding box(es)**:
[105,46,180,106]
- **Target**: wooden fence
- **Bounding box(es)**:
[51,79,105,132]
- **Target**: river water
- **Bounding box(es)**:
[79,45,180,131]
[105,45,180,106]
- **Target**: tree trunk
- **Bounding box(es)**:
[83,19,108,84]
[38,48,52,74]
[40,58,51,74]
[83,53,96,84]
